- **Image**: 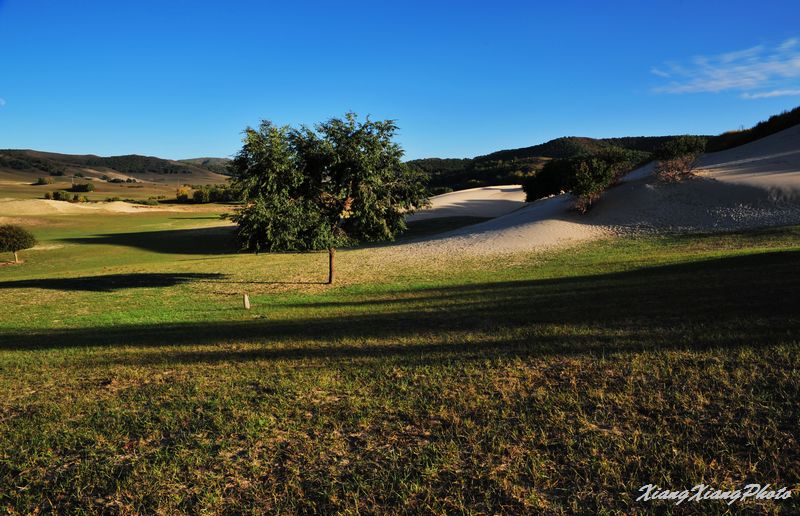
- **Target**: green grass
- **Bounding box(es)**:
[0,211,799,513]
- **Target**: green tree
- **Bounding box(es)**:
[229,113,429,283]
[0,225,37,263]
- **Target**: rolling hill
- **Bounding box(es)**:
[0,150,229,200]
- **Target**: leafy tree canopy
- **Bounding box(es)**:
[0,225,37,263]
[228,113,429,281]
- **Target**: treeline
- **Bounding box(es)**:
[522,147,649,212]
[522,136,707,211]
[0,150,211,177]
[176,184,238,203]
[407,156,547,192]
[0,153,67,175]
[178,158,232,175]
[407,135,700,193]
[706,105,800,153]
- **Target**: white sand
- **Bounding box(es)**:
[408,185,526,221]
[397,125,800,257]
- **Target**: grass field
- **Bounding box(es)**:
[1,209,799,513]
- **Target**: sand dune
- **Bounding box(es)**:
[400,125,800,256]
[408,185,526,221]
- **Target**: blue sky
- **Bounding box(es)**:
[1,1,799,160]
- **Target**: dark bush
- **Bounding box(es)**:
[522,159,573,201]
[193,188,211,203]
[570,159,616,213]
[70,183,95,192]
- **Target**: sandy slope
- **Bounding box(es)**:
[407,185,526,221]
[398,125,800,256]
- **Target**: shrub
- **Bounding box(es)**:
[570,159,616,213]
[0,224,37,263]
[522,159,572,201]
[74,172,85,178]
[176,186,192,202]
[35,177,54,185]
[655,155,698,182]
[51,191,70,201]
[43,192,52,200]
[193,188,211,204]
[70,183,95,192]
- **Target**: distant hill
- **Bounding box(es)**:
[179,157,232,176]
[407,135,697,191]
[0,149,229,201]
[0,149,228,179]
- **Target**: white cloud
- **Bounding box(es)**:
[651,38,800,96]
[741,89,800,99]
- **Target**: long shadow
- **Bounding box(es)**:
[2,250,799,363]
[63,226,237,255]
[0,273,226,292]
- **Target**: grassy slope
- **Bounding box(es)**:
[0,211,798,513]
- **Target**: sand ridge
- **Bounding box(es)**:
[395,125,800,257]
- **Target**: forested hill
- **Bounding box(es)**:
[178,157,232,175]
[0,149,217,177]
[407,135,699,192]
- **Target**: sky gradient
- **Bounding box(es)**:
[1,0,799,160]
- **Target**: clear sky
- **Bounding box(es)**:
[1,0,799,160]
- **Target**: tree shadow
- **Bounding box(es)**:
[63,226,237,255]
[0,273,226,292]
[1,250,798,364]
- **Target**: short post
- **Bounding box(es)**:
[243,293,251,310]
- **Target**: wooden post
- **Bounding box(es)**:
[243,293,250,310]
[13,251,19,263]
[328,247,335,284]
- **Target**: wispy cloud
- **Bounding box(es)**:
[740,89,800,99]
[0,98,5,107]
[652,38,800,97]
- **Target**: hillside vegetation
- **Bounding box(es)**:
[706,105,800,153]
[408,135,695,192]
[179,157,232,175]
[0,150,213,177]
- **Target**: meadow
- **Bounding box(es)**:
[0,208,798,513]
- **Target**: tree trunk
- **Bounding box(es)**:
[328,247,336,284]
[13,251,19,263]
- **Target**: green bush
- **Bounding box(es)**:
[51,191,70,201]
[193,189,211,203]
[35,177,54,185]
[570,159,616,213]
[522,159,572,201]
[0,224,36,263]
[70,183,95,192]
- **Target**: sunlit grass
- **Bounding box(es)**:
[0,211,798,512]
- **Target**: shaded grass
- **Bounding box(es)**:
[0,214,799,513]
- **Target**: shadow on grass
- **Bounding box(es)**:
[0,273,226,292]
[1,250,798,366]
[63,226,237,255]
